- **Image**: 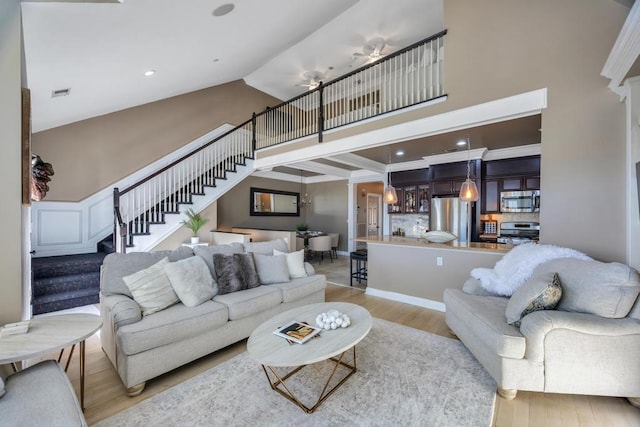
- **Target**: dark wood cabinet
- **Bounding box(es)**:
[403,186,417,213]
[417,184,430,213]
[482,180,500,213]
[481,156,541,213]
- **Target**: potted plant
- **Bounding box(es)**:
[296,223,309,232]
[181,208,209,244]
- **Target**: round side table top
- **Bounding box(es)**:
[0,313,102,363]
[247,302,372,367]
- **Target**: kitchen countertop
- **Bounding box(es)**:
[353,236,513,253]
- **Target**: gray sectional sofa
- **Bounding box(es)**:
[444,257,640,405]
[100,239,326,395]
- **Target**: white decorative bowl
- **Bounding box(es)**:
[424,231,457,243]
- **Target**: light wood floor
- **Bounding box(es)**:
[59,284,639,426]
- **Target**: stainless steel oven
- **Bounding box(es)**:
[500,190,540,213]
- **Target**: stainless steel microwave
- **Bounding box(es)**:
[500,190,540,213]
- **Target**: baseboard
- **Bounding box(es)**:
[365,287,446,312]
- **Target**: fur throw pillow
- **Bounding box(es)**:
[213,253,260,295]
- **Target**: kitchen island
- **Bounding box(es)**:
[354,236,511,311]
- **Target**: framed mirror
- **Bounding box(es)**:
[250,187,300,216]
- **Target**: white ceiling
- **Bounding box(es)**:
[21,0,444,132]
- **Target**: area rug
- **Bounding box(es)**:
[96,318,496,427]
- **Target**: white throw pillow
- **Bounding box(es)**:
[274,249,307,279]
[253,253,290,284]
[164,256,216,306]
[122,257,179,316]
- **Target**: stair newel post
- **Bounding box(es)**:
[113,187,127,253]
[318,82,324,143]
[251,112,257,156]
[113,188,119,252]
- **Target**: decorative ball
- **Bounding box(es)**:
[316,310,350,330]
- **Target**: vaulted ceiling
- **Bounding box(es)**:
[20,0,548,184]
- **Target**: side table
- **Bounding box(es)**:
[0,313,102,410]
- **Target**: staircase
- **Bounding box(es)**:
[31,250,109,314]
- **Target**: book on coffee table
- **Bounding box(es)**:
[273,320,321,344]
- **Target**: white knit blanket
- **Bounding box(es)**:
[471,243,592,296]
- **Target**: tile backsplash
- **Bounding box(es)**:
[390,214,429,237]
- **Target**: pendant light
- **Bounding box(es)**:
[299,169,312,207]
[383,147,398,204]
[459,139,479,202]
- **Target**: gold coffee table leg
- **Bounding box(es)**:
[261,347,357,413]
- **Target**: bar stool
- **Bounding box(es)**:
[350,249,368,286]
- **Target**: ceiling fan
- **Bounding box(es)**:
[296,70,330,90]
[352,37,387,63]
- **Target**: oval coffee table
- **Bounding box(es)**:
[247,302,372,413]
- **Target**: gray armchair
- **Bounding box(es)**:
[444,257,640,406]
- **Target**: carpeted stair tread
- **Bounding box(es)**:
[32,287,100,305]
[31,251,107,315]
[32,293,100,315]
[32,252,107,278]
[32,271,101,297]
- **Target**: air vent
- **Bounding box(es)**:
[51,88,71,98]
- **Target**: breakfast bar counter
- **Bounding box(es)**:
[354,236,511,311]
[353,236,512,253]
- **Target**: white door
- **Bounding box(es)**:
[367,194,382,238]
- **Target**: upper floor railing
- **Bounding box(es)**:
[113,30,447,252]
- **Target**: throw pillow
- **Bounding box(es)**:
[535,258,640,318]
[0,376,4,399]
[193,243,245,279]
[213,253,260,295]
[274,249,307,278]
[506,272,562,327]
[122,257,179,316]
[164,256,216,306]
[253,253,290,284]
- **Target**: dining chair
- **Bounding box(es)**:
[308,235,333,263]
[328,232,339,258]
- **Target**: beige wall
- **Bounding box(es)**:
[368,243,504,303]
[31,80,280,201]
[217,176,308,231]
[0,0,24,324]
[442,0,628,262]
[305,180,349,252]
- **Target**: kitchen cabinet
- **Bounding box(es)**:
[417,185,430,213]
[431,180,467,196]
[481,156,541,214]
[482,180,500,213]
[403,186,417,213]
[482,176,541,213]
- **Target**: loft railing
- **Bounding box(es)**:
[113,30,447,252]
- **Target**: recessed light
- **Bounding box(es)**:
[456,140,466,146]
[144,70,156,77]
[395,150,405,156]
[213,3,234,16]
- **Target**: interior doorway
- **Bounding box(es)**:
[366,193,382,239]
[354,181,384,250]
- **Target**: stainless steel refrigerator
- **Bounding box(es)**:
[429,196,469,242]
